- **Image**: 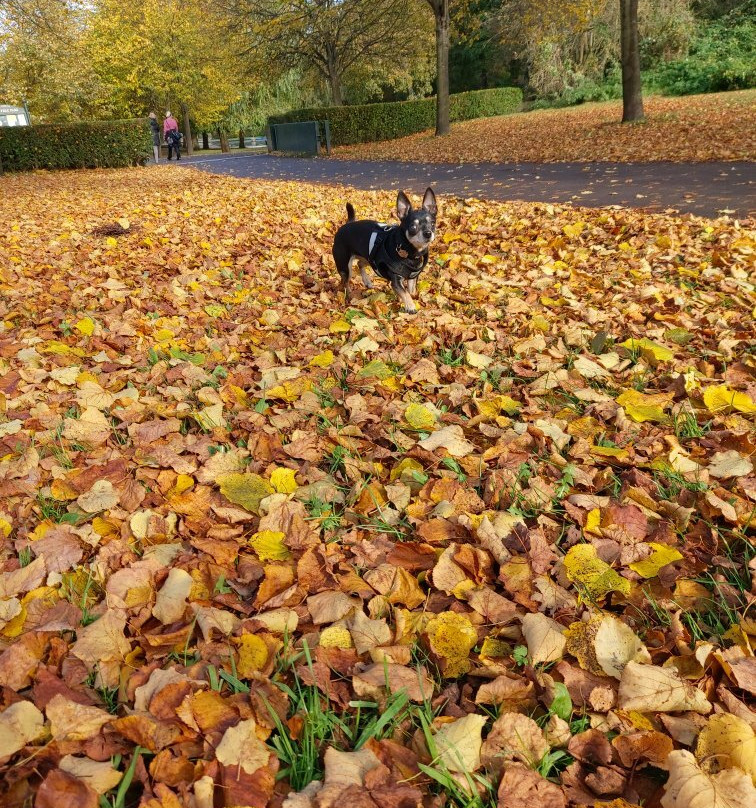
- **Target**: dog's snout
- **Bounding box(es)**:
[423,229,432,239]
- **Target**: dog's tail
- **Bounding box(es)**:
[346,203,356,222]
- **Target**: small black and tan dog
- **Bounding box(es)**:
[332,188,438,314]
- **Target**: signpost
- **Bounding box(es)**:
[0,104,30,127]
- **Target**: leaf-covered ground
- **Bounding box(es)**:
[0,167,755,808]
[333,91,756,163]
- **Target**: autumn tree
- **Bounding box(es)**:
[0,0,104,120]
[86,0,245,149]
[620,0,644,120]
[217,0,432,107]
[424,0,450,135]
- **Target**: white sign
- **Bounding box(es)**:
[0,105,29,127]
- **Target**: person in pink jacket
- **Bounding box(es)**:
[163,111,181,160]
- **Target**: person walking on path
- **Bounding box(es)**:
[148,112,160,163]
[163,111,181,161]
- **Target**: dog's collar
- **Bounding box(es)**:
[368,226,426,280]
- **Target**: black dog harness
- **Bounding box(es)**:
[368,226,428,281]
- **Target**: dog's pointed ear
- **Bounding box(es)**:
[396,191,412,221]
[422,187,438,217]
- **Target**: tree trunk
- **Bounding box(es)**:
[218,130,230,153]
[428,0,450,136]
[326,43,343,105]
[620,0,644,122]
[181,103,193,155]
[239,128,245,148]
[202,131,209,150]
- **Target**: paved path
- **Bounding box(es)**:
[180,152,755,219]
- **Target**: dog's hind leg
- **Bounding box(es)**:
[332,243,353,301]
[358,259,374,289]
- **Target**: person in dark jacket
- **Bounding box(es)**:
[148,112,160,163]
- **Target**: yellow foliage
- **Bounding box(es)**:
[564,543,631,599]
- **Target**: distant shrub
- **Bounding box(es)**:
[0,119,151,172]
[651,2,755,95]
[268,87,522,146]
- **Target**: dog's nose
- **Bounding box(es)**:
[423,230,432,239]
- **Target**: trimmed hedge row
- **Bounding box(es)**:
[0,119,152,172]
[268,87,522,146]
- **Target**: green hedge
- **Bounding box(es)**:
[0,119,152,172]
[268,87,522,146]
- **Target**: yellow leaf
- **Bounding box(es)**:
[585,508,602,536]
[194,403,224,432]
[703,385,756,415]
[204,304,226,318]
[1,604,27,637]
[270,467,298,494]
[170,474,194,496]
[105,236,118,248]
[217,473,274,514]
[30,521,53,541]
[563,221,585,238]
[75,317,95,336]
[0,518,11,537]
[591,445,630,460]
[250,530,290,562]
[235,634,269,677]
[629,543,684,578]
[619,337,674,362]
[531,315,550,332]
[309,350,335,368]
[380,375,402,392]
[564,543,631,600]
[117,217,130,230]
[479,637,510,660]
[358,360,393,380]
[616,389,672,423]
[474,395,520,419]
[76,371,98,385]
[265,378,312,402]
[49,478,78,501]
[92,516,118,537]
[42,340,85,357]
[329,319,351,333]
[466,350,492,368]
[154,328,174,342]
[320,625,354,648]
[405,403,436,431]
[425,611,477,677]
[390,457,425,482]
[696,714,756,785]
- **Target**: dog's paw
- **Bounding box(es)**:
[403,306,418,315]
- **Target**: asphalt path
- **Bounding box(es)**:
[178,151,755,219]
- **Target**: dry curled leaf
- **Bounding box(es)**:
[618,661,711,714]
[661,750,756,808]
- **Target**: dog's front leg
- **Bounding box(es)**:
[407,277,418,296]
[391,276,417,314]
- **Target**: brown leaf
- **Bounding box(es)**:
[35,769,99,808]
[46,694,112,741]
[352,663,434,703]
[498,763,566,808]
[481,712,550,772]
